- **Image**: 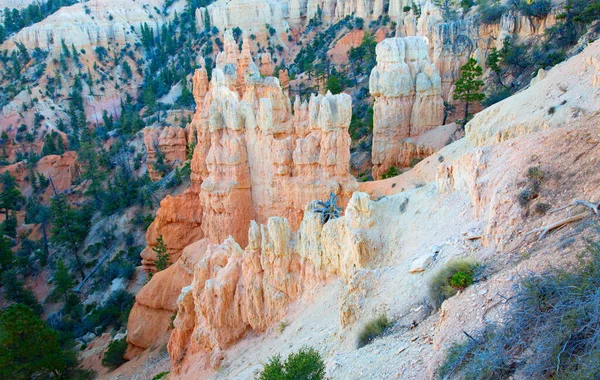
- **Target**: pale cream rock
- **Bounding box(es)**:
[409,254,434,273]
[466,39,600,147]
[370,36,444,179]
[128,32,357,359]
[2,0,166,52]
[168,192,378,374]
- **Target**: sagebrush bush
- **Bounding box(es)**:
[518,0,552,18]
[429,260,479,309]
[382,166,400,179]
[102,337,127,368]
[439,242,600,379]
[357,314,394,348]
[479,3,506,24]
[258,347,325,380]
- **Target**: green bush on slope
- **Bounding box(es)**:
[439,242,600,379]
[258,347,325,380]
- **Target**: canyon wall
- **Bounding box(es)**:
[168,191,377,373]
[370,36,444,179]
[196,0,431,31]
[1,0,167,52]
[126,30,356,355]
[143,126,188,181]
[125,0,563,367]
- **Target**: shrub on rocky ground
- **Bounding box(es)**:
[102,337,127,368]
[258,347,325,380]
[357,314,394,348]
[439,242,600,379]
[429,260,479,309]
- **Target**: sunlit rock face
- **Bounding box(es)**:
[168,192,377,374]
[370,36,444,179]
[126,30,356,355]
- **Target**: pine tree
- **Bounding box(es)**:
[325,72,343,94]
[486,48,501,75]
[0,304,68,378]
[1,270,43,315]
[153,235,170,272]
[153,143,169,176]
[49,195,89,280]
[0,171,24,217]
[60,39,70,58]
[204,8,211,31]
[433,0,456,20]
[486,47,503,86]
[454,58,485,129]
[52,259,73,302]
[0,233,13,274]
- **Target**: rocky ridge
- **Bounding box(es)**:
[126,30,357,356]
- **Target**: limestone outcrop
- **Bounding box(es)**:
[127,30,356,355]
[195,0,428,31]
[370,36,444,179]
[168,192,377,374]
[126,239,210,359]
[465,38,600,147]
[1,0,167,52]
[143,127,188,181]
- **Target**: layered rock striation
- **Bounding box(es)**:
[195,0,432,31]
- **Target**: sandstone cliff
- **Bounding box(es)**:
[370,36,444,179]
[143,127,188,181]
[167,36,600,380]
[126,30,356,354]
[168,191,376,373]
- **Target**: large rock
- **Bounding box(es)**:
[127,31,356,358]
[143,127,187,181]
[168,192,377,374]
[370,36,444,178]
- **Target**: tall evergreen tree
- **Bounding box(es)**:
[49,195,90,280]
[0,171,24,217]
[454,58,485,129]
[0,304,68,379]
[52,259,73,302]
[153,235,170,271]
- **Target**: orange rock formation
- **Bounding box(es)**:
[126,30,356,355]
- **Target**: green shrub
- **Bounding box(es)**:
[382,166,400,179]
[357,314,394,348]
[439,242,600,379]
[450,271,473,290]
[102,337,127,368]
[482,87,512,107]
[518,0,552,18]
[258,347,325,380]
[84,289,134,335]
[479,3,506,24]
[429,260,479,309]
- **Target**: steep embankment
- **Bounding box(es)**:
[167,37,600,379]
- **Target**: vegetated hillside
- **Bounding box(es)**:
[0,0,598,378]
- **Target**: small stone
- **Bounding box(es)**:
[409,254,434,273]
[396,345,408,355]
